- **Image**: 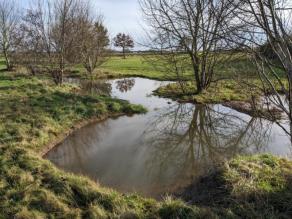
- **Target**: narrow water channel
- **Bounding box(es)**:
[45,78,292,199]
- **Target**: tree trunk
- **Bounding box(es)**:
[191,54,204,94]
[59,53,65,85]
[3,48,11,71]
[194,64,202,93]
[122,47,126,59]
[289,72,292,129]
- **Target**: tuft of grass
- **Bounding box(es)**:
[158,197,201,219]
[83,205,108,219]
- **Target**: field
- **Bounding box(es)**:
[0,56,291,218]
[72,53,262,81]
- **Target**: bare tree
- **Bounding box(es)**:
[50,0,85,85]
[0,0,19,70]
[140,0,238,93]
[18,0,89,85]
[76,8,110,79]
[17,0,54,76]
[113,33,134,59]
[230,0,292,135]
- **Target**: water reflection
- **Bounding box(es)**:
[80,80,112,96]
[65,78,136,96]
[142,104,273,189]
[63,77,113,96]
[115,79,135,93]
[46,78,292,199]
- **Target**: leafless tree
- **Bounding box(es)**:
[17,0,54,76]
[81,21,109,78]
[50,0,85,85]
[113,33,134,59]
[18,0,88,85]
[140,0,239,93]
[0,0,20,70]
[76,7,110,79]
[230,0,292,135]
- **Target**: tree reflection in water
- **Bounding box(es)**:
[141,104,273,191]
[80,80,112,96]
[115,79,135,93]
[76,78,135,96]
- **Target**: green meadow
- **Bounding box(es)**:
[72,53,261,81]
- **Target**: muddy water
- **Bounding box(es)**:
[45,78,292,199]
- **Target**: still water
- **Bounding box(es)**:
[45,78,292,199]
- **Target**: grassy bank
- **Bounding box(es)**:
[153,80,257,104]
[0,72,291,218]
[153,81,284,120]
[181,154,292,218]
[0,73,146,152]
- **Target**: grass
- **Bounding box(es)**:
[153,80,258,104]
[183,154,292,218]
[73,55,176,80]
[0,73,146,152]
[100,55,175,80]
[154,76,287,104]
[71,53,265,81]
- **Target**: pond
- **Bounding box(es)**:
[45,78,292,199]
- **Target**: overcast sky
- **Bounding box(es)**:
[95,0,143,38]
[21,0,145,50]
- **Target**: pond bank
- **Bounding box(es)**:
[223,100,283,121]
[0,73,291,218]
[154,81,285,120]
[46,77,290,199]
[153,80,254,104]
[178,154,292,218]
[40,113,124,156]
